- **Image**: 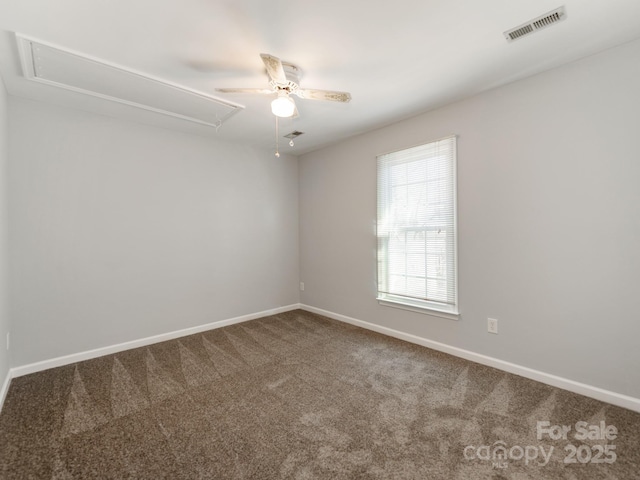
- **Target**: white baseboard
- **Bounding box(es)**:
[301,304,640,414]
[6,302,639,414]
[10,303,301,379]
[0,367,11,411]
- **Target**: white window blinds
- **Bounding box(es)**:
[376,135,458,315]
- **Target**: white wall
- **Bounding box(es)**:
[9,98,299,367]
[0,75,9,389]
[299,38,640,399]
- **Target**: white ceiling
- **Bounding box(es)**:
[1,0,639,155]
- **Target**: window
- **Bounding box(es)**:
[376,135,458,317]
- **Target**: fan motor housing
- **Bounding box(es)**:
[271,62,302,93]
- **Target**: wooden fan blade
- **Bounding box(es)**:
[215,88,274,95]
[260,53,287,84]
[296,89,352,103]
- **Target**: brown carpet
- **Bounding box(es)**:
[0,309,638,479]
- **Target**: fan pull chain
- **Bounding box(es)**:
[275,116,280,158]
[287,109,294,147]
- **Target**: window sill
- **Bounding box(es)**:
[377,297,460,321]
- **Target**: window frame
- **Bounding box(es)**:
[376,135,459,319]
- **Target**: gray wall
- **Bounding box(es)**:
[0,75,9,385]
[9,98,300,367]
[299,39,640,398]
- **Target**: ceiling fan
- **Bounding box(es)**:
[215,53,351,118]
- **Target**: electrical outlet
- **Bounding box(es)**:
[300,282,305,291]
[488,318,498,334]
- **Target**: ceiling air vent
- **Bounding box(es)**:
[504,6,567,42]
[284,131,304,139]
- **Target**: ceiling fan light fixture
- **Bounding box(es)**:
[271,92,296,117]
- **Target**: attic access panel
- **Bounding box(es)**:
[16,34,242,128]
